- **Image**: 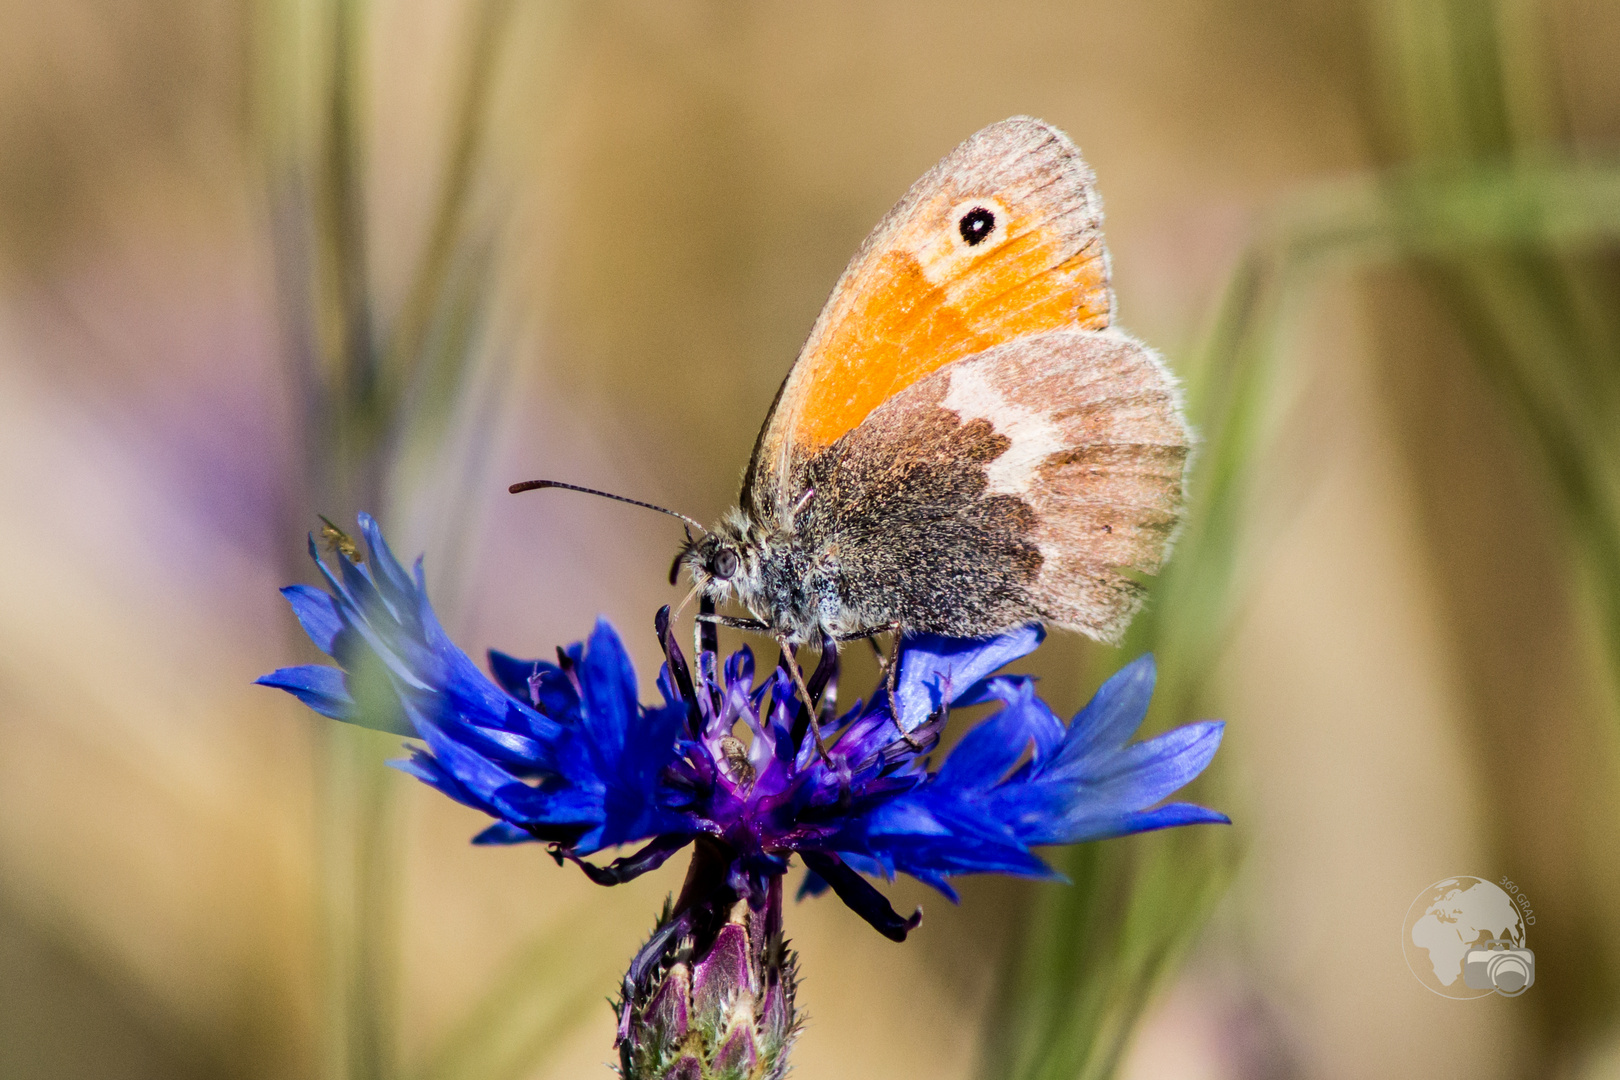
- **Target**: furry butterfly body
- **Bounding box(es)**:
[680,117,1189,653]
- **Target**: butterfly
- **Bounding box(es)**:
[516,117,1189,739]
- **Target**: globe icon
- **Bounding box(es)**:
[1403,877,1528,998]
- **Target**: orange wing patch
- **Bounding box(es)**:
[794,230,1110,446]
[748,117,1114,510]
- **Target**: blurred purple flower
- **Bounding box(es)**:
[259,515,1229,942]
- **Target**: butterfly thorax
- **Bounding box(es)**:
[686,508,849,644]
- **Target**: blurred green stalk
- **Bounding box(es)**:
[978,0,1620,1071]
[1365,0,1620,1053]
[1368,0,1620,704]
[256,1,524,1077]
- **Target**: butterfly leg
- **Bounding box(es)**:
[695,613,771,630]
[876,624,927,749]
[775,633,835,764]
[693,610,769,669]
[857,625,899,696]
[884,625,902,699]
[846,624,921,749]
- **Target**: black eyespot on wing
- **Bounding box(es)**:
[958,206,996,246]
[711,549,739,580]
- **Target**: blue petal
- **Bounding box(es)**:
[472,821,539,845]
[829,654,1228,885]
[1038,802,1232,845]
[358,514,422,618]
[282,585,343,655]
[895,625,1044,732]
[1049,720,1226,809]
[391,747,488,814]
[827,785,1053,881]
[724,646,755,691]
[487,650,541,700]
[999,720,1226,846]
[934,679,1061,792]
[580,618,636,766]
[599,700,688,849]
[1063,654,1156,758]
[416,721,524,805]
[258,665,355,722]
[487,652,578,719]
[955,676,1066,765]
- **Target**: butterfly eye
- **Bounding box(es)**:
[710,548,739,580]
[958,206,996,247]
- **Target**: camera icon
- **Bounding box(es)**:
[1462,937,1535,996]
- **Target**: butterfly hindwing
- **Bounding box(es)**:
[793,329,1188,643]
[744,117,1114,519]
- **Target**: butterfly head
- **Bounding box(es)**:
[672,512,761,607]
[671,502,843,644]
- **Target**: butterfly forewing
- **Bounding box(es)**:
[745,117,1115,517]
[705,117,1189,650]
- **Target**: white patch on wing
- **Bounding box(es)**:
[941,362,1064,496]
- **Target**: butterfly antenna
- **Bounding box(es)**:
[509,480,707,534]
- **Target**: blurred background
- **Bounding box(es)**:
[2,1,1619,1078]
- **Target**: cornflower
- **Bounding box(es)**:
[261,516,1227,1079]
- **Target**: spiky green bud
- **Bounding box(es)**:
[617,882,798,1080]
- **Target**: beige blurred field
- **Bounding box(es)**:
[2,2,1619,1079]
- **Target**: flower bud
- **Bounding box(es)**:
[617,879,797,1080]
